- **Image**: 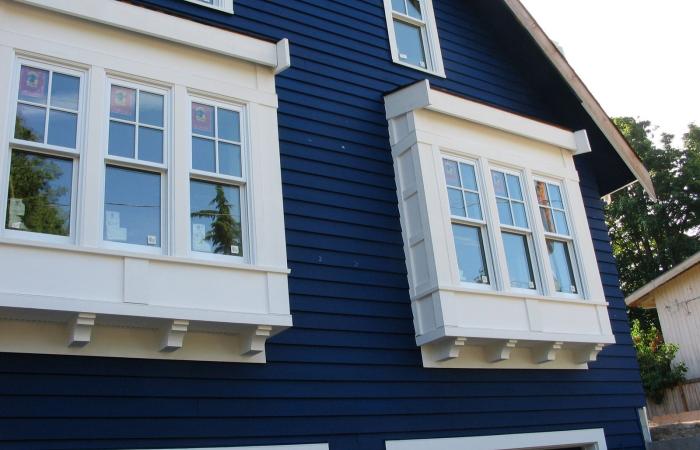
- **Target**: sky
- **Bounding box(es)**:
[519,0,699,146]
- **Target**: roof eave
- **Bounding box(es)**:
[504,0,656,201]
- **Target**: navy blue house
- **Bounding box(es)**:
[0,0,655,449]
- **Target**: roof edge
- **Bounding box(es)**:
[503,0,657,201]
[625,251,700,307]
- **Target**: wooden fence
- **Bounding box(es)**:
[647,379,700,418]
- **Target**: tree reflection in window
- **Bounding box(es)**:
[190,181,242,256]
[5,150,72,236]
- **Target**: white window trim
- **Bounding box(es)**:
[383,0,446,78]
[386,428,607,450]
[184,0,234,14]
[384,80,614,369]
[100,77,172,255]
[188,94,249,264]
[1,56,87,246]
[0,1,292,363]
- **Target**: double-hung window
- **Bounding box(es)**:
[442,158,490,285]
[491,169,537,291]
[5,60,83,241]
[189,99,245,259]
[384,0,445,76]
[535,179,580,295]
[104,80,168,252]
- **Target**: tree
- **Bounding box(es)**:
[606,118,700,297]
[191,185,242,256]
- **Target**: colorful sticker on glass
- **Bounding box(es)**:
[19,66,49,103]
[110,86,136,120]
[192,103,214,136]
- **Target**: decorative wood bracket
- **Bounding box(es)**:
[434,337,467,362]
[486,339,518,362]
[160,319,189,352]
[574,343,606,364]
[68,313,96,347]
[533,341,564,364]
[242,325,273,356]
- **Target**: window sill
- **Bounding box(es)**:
[391,59,446,78]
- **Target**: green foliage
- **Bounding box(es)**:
[606,118,700,297]
[630,319,687,403]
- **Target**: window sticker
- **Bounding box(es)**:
[19,66,48,103]
[192,223,209,252]
[105,210,127,242]
[110,86,136,120]
[192,103,214,135]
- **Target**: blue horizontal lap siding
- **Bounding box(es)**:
[0,0,645,449]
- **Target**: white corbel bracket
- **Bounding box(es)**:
[68,313,96,347]
[533,341,564,364]
[242,325,273,356]
[433,337,467,362]
[575,343,607,364]
[160,319,189,352]
[486,339,518,362]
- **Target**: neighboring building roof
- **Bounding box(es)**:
[626,251,700,307]
[503,0,657,201]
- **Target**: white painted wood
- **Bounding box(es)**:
[184,0,234,14]
[386,428,607,450]
[160,319,189,352]
[0,2,291,362]
[10,0,289,71]
[68,312,96,347]
[384,83,615,369]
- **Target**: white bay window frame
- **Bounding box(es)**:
[0,0,291,363]
[384,80,614,369]
[1,57,86,245]
[383,0,445,77]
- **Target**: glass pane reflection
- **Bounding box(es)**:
[190,180,242,256]
[503,232,535,289]
[452,223,489,284]
[394,20,426,68]
[6,150,72,236]
[547,239,577,294]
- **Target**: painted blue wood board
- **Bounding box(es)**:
[0,0,646,449]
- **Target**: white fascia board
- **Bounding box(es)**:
[11,0,291,73]
[386,428,607,450]
[385,80,579,152]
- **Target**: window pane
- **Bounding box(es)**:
[459,163,477,191]
[512,201,528,228]
[50,73,80,110]
[104,166,161,247]
[6,150,72,236]
[447,188,465,217]
[491,170,508,197]
[138,127,164,163]
[108,121,136,158]
[391,0,406,14]
[217,108,240,142]
[192,137,216,172]
[503,233,535,289]
[548,183,564,209]
[190,180,243,256]
[452,224,489,284]
[394,20,427,68]
[506,174,523,200]
[192,103,215,137]
[218,143,241,177]
[535,181,549,206]
[406,0,422,19]
[15,103,46,142]
[547,240,577,294]
[465,192,482,220]
[443,159,460,187]
[110,86,136,121]
[539,206,555,233]
[553,210,569,235]
[139,92,164,127]
[18,66,49,104]
[47,110,77,148]
[496,197,513,225]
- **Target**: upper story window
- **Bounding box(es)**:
[6,60,84,241]
[384,80,615,369]
[184,0,234,14]
[383,0,445,77]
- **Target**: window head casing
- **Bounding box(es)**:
[383,0,445,77]
[384,80,615,369]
